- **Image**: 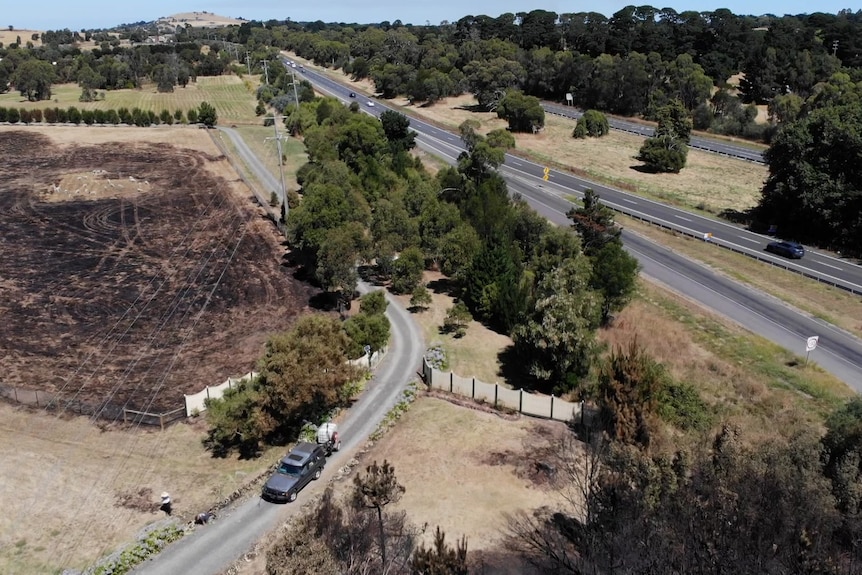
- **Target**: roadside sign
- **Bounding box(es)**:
[805,336,819,365]
[543,167,550,181]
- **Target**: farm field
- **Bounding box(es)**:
[0,126,317,414]
[0,75,262,124]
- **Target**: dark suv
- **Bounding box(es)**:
[262,442,326,503]
[765,240,805,259]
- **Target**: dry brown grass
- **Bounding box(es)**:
[0,404,279,574]
[602,280,853,443]
[392,271,512,386]
[359,396,565,550]
[0,29,42,47]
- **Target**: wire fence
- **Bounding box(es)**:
[0,383,186,429]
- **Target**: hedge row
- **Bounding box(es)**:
[0,105,201,127]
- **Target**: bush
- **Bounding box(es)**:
[409,284,432,311]
[574,109,609,138]
[637,135,687,173]
[656,381,713,431]
[443,302,472,338]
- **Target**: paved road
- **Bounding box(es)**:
[131,133,426,575]
[293,59,862,389]
[542,101,767,164]
[291,60,862,297]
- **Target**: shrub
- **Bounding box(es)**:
[637,135,687,173]
[409,284,432,311]
[574,109,609,138]
[443,302,472,338]
[656,381,713,431]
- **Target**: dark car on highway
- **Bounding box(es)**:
[765,240,805,259]
[262,442,326,503]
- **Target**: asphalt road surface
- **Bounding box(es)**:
[131,132,426,575]
[293,60,862,297]
[295,60,862,389]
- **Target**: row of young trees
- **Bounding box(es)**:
[0,102,217,127]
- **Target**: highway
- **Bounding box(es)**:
[291,60,862,297]
[542,101,767,164]
[291,58,862,389]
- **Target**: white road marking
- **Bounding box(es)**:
[819,262,843,271]
[675,215,692,222]
[621,197,638,204]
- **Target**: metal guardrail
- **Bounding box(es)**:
[603,198,862,296]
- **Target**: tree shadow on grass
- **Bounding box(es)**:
[426,276,459,297]
[455,103,488,113]
[497,344,551,394]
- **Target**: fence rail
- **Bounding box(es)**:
[421,359,590,424]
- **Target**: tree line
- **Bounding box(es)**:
[0,101,217,127]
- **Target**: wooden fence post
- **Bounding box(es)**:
[450,372,453,393]
[519,389,523,413]
[35,390,40,407]
[494,385,498,408]
[14,387,18,403]
[472,378,475,399]
[550,394,554,420]
[123,409,127,425]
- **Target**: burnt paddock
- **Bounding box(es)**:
[0,131,316,416]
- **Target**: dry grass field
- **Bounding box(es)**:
[0,75,262,124]
[0,404,281,574]
[358,396,565,552]
[0,29,43,47]
[392,271,513,386]
[157,12,247,28]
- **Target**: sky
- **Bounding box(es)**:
[5,1,859,32]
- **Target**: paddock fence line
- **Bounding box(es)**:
[0,383,187,429]
[421,358,594,424]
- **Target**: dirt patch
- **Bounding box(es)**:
[0,126,319,415]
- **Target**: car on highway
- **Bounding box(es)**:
[366,100,375,107]
[261,442,326,503]
[765,240,805,259]
[349,92,356,98]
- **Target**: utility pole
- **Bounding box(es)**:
[833,39,839,57]
[265,116,289,226]
[245,51,252,75]
[290,70,300,109]
[260,60,269,84]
